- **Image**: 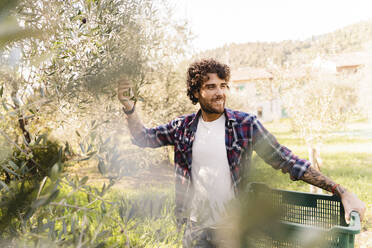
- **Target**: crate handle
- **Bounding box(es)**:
[281,211,361,236]
[330,211,361,234]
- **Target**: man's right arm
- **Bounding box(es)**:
[117,79,177,148]
[117,79,143,138]
[125,110,145,139]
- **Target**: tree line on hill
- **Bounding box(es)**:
[194,20,372,69]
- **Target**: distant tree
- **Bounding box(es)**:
[193,20,372,70]
[357,64,372,122]
[281,71,361,192]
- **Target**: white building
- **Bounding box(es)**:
[231,67,282,122]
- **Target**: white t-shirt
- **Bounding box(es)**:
[190,114,235,226]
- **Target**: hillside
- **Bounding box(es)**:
[192,20,372,69]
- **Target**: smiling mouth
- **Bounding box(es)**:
[213,100,224,106]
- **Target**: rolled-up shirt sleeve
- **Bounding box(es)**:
[131,118,181,148]
[251,117,310,180]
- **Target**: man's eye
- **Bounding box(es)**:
[206,85,215,89]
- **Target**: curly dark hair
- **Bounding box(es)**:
[186,58,231,105]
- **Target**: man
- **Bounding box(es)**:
[118,58,365,247]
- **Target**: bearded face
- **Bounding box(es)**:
[194,73,229,116]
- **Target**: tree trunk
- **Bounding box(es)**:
[11,90,31,145]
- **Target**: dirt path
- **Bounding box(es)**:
[112,162,175,190]
[72,161,175,190]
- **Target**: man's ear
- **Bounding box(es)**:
[193,90,199,100]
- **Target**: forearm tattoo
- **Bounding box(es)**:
[300,166,346,197]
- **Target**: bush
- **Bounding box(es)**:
[3,139,69,182]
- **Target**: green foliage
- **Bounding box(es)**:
[0,179,182,247]
[0,0,191,247]
[0,180,38,234]
[0,0,45,48]
[0,0,192,174]
[10,139,67,180]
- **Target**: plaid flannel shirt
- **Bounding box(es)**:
[131,108,310,225]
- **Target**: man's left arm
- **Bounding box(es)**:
[251,116,366,223]
[300,166,366,223]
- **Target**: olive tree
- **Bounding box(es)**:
[0,0,191,245]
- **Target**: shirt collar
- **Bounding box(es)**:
[187,108,237,132]
[188,109,201,132]
[224,108,237,124]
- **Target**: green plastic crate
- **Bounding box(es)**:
[247,183,361,248]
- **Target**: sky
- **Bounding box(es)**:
[170,0,372,52]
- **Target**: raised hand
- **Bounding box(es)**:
[117,78,135,111]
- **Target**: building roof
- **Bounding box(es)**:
[327,52,372,67]
[231,50,372,83]
[231,67,273,82]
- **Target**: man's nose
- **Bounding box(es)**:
[216,86,224,95]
